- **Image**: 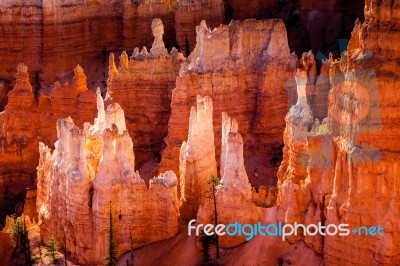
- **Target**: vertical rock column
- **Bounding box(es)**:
[197,112,263,247]
[179,95,218,221]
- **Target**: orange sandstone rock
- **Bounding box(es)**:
[0,64,96,223]
[107,19,185,171]
[36,90,179,265]
[277,3,400,263]
[175,0,224,55]
[160,19,297,190]
[0,1,178,85]
[179,96,218,221]
[197,112,263,247]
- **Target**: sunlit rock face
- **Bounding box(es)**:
[197,111,264,248]
[36,90,179,264]
[277,2,400,263]
[178,96,264,246]
[107,18,185,170]
[160,19,297,190]
[322,3,400,264]
[179,96,218,221]
[0,64,97,223]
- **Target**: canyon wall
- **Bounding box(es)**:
[42,0,124,83]
[160,19,297,190]
[292,0,365,55]
[0,0,365,86]
[174,0,365,59]
[0,0,178,86]
[36,91,179,264]
[0,64,97,223]
[276,3,400,263]
[0,0,43,84]
[0,0,123,85]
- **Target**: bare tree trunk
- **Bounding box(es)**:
[213,185,220,259]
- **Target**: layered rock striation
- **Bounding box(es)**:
[36,90,179,264]
[0,0,177,85]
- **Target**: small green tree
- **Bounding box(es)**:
[45,235,59,264]
[205,174,222,259]
[105,201,118,266]
[11,215,32,265]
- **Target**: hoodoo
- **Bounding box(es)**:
[0,1,399,265]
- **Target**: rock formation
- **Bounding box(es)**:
[276,2,400,263]
[107,19,185,172]
[179,96,218,221]
[36,90,179,264]
[0,0,366,88]
[197,111,263,247]
[149,18,169,57]
[175,0,224,55]
[0,232,13,265]
[2,0,400,264]
[122,0,176,51]
[0,64,97,224]
[0,1,43,84]
[160,19,297,190]
[0,0,177,86]
[177,96,264,246]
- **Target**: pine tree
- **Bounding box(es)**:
[105,201,118,266]
[205,174,222,259]
[45,235,59,264]
[11,215,32,265]
[22,218,32,265]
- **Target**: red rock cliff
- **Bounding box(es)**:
[0,0,178,86]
